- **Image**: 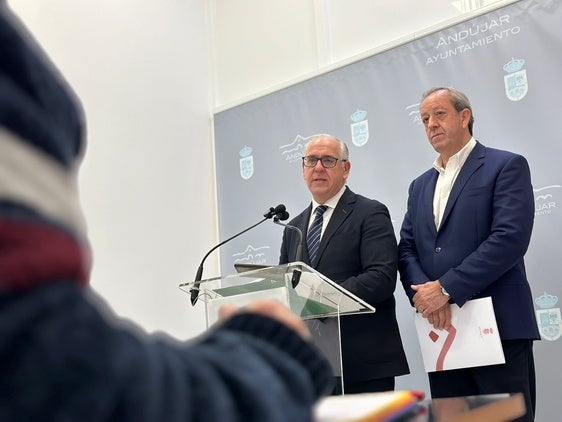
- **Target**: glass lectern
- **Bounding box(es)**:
[179,261,376,393]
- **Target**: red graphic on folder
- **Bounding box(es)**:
[428,331,439,342]
[428,325,457,371]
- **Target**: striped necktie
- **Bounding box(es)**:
[307,205,328,265]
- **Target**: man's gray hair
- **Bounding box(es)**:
[305,134,349,160]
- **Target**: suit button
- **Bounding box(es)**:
[435,247,442,253]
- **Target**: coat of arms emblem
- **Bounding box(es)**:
[350,109,369,147]
[535,291,561,341]
[239,145,254,180]
[503,58,528,102]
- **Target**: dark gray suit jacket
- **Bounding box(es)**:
[280,187,409,383]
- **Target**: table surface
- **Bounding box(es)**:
[402,393,525,422]
[314,392,525,422]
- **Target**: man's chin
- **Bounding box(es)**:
[430,140,445,152]
[310,185,328,194]
[310,189,329,202]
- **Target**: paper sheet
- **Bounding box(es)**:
[414,297,505,372]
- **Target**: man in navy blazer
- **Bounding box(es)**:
[398,87,539,421]
[280,134,409,394]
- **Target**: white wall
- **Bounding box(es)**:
[9,0,214,339]
[211,0,514,109]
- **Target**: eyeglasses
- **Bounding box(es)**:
[302,156,347,168]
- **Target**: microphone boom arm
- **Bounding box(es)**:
[190,217,269,305]
[190,204,287,305]
[273,217,303,288]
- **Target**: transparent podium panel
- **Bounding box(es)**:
[179,262,376,323]
[179,262,376,392]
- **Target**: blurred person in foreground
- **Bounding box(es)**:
[0,3,332,421]
[398,87,539,421]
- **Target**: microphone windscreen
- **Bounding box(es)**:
[273,204,286,214]
[278,211,290,221]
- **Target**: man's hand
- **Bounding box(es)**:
[219,299,311,340]
[426,305,452,330]
[412,280,450,323]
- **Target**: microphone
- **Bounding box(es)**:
[264,204,287,219]
[190,204,287,305]
[273,214,304,288]
[276,210,290,222]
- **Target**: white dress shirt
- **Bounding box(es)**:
[432,137,476,230]
[308,185,347,237]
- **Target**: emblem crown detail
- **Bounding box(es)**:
[503,57,525,73]
[535,291,558,309]
[239,145,252,157]
[350,109,367,122]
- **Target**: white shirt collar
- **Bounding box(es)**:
[311,185,347,211]
[432,137,476,173]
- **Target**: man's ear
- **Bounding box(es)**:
[343,161,351,179]
[461,108,471,129]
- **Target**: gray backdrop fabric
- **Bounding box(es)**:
[212,0,561,419]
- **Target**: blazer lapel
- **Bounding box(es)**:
[301,205,313,264]
[440,142,485,229]
[422,170,439,236]
[315,188,354,265]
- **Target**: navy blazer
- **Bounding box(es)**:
[398,141,540,341]
[280,187,409,383]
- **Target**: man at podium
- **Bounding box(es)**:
[279,134,409,394]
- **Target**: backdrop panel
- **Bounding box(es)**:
[212,1,561,419]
